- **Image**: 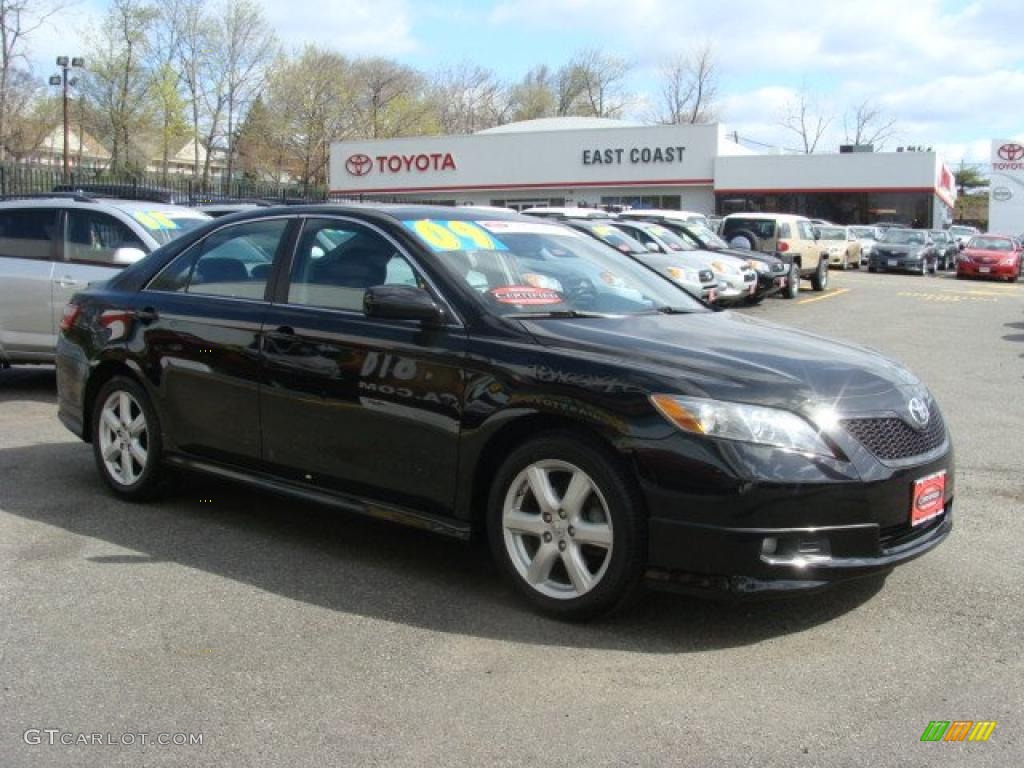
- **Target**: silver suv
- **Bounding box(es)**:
[0,196,209,366]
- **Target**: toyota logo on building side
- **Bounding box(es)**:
[346,154,373,176]
[997,143,1024,162]
[908,397,930,428]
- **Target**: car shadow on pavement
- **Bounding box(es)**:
[0,441,885,654]
[0,366,58,404]
[1003,321,1024,346]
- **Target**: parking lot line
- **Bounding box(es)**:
[797,288,850,305]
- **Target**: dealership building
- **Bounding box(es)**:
[329,118,956,227]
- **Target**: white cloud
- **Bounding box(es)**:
[260,0,418,57]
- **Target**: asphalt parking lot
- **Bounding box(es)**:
[1,269,1021,767]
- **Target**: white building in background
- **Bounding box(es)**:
[329,117,957,227]
[29,125,111,170]
[988,139,1024,234]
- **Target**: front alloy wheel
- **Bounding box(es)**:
[502,460,613,599]
[488,435,645,620]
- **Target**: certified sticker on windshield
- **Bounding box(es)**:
[477,220,582,237]
[133,211,179,230]
[488,286,563,305]
[403,219,508,252]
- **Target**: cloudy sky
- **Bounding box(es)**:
[28,0,1024,164]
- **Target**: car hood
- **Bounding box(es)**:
[874,243,923,253]
[963,248,1014,258]
[519,311,926,416]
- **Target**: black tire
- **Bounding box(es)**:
[868,266,877,273]
[487,432,646,621]
[810,257,828,291]
[91,375,164,501]
[783,263,800,299]
[919,260,928,276]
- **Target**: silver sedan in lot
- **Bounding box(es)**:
[0,197,209,366]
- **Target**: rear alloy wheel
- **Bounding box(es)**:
[811,257,828,291]
[784,263,800,299]
[92,376,163,500]
[488,435,645,620]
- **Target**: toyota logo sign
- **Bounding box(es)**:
[997,143,1024,162]
[908,397,931,429]
[345,154,373,176]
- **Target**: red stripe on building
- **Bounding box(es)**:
[330,178,716,195]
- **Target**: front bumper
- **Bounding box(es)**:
[870,255,925,271]
[636,432,954,596]
[957,262,1017,279]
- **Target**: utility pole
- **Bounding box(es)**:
[49,57,85,183]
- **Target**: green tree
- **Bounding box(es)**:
[150,62,189,179]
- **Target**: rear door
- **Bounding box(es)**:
[142,216,294,466]
[796,220,821,273]
[0,207,60,359]
[259,215,466,517]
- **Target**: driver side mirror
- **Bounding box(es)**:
[111,247,146,265]
[958,241,965,250]
[646,242,663,253]
[364,285,445,326]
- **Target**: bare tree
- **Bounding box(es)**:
[656,43,718,125]
[0,0,64,160]
[350,57,430,139]
[843,98,897,149]
[260,46,352,189]
[217,0,277,183]
[431,61,511,134]
[778,88,832,154]
[82,0,157,172]
[509,64,556,121]
[565,48,630,118]
[172,0,210,177]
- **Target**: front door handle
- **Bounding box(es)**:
[136,307,159,324]
[55,275,83,288]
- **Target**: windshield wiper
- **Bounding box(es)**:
[647,306,697,315]
[505,309,611,319]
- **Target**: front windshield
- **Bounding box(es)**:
[967,237,1013,251]
[639,223,694,251]
[818,227,846,241]
[403,217,706,316]
[950,226,978,236]
[685,223,730,249]
[883,229,927,245]
[849,227,877,240]
[586,223,646,254]
[131,210,211,245]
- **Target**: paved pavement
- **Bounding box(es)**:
[1,268,1021,767]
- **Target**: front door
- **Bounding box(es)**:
[141,217,293,465]
[260,216,465,517]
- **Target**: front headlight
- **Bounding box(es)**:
[650,394,834,457]
[1000,256,1018,266]
[666,266,697,283]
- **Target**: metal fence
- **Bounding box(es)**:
[0,164,327,206]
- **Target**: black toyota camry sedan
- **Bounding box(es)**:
[56,205,953,620]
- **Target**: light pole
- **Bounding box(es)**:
[49,56,84,182]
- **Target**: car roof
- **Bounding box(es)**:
[521,206,611,218]
[723,212,809,221]
[0,196,209,218]
[619,209,707,219]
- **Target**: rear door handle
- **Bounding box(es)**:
[136,307,159,324]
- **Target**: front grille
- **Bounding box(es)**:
[698,269,714,283]
[743,272,755,282]
[771,262,787,273]
[841,410,946,461]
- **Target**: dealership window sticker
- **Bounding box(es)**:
[403,219,508,252]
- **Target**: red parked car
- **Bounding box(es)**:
[956,235,1022,281]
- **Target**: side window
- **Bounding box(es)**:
[797,221,814,240]
[630,228,655,245]
[148,219,288,299]
[777,222,792,240]
[286,218,422,311]
[66,210,147,265]
[0,208,57,260]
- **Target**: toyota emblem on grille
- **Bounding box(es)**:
[345,153,373,176]
[908,397,930,428]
